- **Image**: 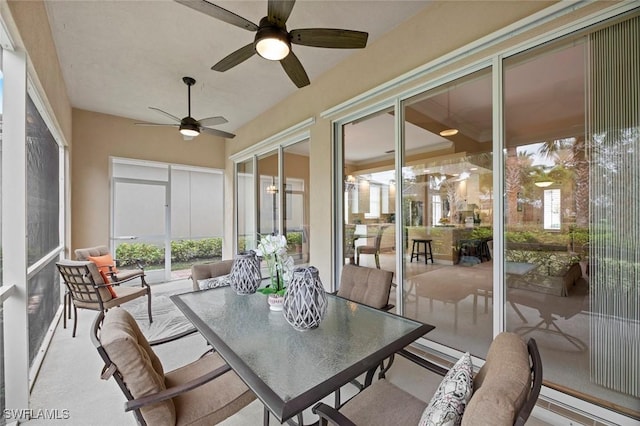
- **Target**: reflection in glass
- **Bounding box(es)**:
[258,152,279,236]
[342,110,395,277]
[402,69,493,357]
[237,159,256,253]
[283,140,310,266]
[504,20,640,415]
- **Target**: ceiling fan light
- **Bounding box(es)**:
[179,123,200,137]
[439,128,459,137]
[256,36,290,60]
[255,21,290,61]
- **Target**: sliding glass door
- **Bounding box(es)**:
[283,140,310,265]
[334,12,639,418]
[401,68,494,356]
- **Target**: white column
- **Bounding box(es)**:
[2,48,29,419]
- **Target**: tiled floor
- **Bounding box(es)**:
[23,278,560,425]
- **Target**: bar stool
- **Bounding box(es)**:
[410,238,434,264]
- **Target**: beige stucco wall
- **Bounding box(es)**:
[71,108,227,252]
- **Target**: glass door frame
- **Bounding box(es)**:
[110,177,170,283]
[231,123,312,257]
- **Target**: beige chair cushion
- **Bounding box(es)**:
[190,260,234,291]
[100,308,174,425]
[75,245,110,261]
[337,264,393,309]
[462,332,531,425]
[167,351,256,426]
[340,379,426,425]
[74,285,148,310]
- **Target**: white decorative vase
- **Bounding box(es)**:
[229,250,262,295]
[268,294,284,311]
[283,266,327,330]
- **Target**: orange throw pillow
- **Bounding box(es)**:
[98,270,118,298]
[87,254,119,275]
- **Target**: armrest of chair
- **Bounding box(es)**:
[148,328,199,346]
[313,402,356,426]
[124,363,232,412]
[397,349,449,377]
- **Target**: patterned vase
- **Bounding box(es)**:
[229,250,262,295]
[283,266,327,330]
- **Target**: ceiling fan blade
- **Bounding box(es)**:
[174,0,258,31]
[149,107,181,122]
[280,51,310,88]
[212,43,256,72]
[198,116,228,127]
[290,29,368,49]
[135,122,179,127]
[268,0,295,26]
[200,126,236,139]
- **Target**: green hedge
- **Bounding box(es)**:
[115,238,222,267]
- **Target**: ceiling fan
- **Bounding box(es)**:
[175,0,369,88]
[135,76,235,139]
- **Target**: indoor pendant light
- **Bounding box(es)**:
[439,90,459,137]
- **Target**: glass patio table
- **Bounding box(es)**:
[170,286,435,425]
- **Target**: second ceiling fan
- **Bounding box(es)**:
[175,0,369,88]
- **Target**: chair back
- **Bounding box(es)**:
[92,308,173,426]
[56,260,113,305]
[337,264,393,309]
[373,225,389,250]
[75,245,110,261]
[463,332,543,425]
[344,225,356,258]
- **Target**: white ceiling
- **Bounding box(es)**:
[44,0,431,137]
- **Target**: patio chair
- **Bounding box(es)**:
[75,245,147,285]
[190,259,234,291]
[356,225,389,269]
[91,307,256,426]
[334,264,395,405]
[56,259,152,337]
[337,264,394,311]
[314,332,542,426]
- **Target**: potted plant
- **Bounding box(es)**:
[255,234,294,310]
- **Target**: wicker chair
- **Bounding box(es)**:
[91,308,256,425]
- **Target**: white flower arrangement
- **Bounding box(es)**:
[255,234,294,295]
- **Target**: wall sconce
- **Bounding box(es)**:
[534,180,553,188]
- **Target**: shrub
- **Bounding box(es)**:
[286,232,303,247]
[115,237,223,266]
